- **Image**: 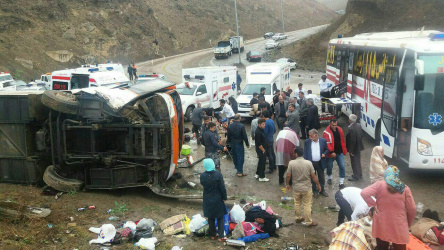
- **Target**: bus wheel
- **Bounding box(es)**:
[43,165,84,192]
[42,91,79,115]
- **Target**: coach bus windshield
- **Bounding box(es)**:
[414,55,444,133]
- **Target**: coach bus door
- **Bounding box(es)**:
[380,67,402,158]
[338,48,349,84]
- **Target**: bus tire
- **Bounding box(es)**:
[185,106,194,122]
[375,120,381,146]
[42,91,79,115]
[43,165,84,192]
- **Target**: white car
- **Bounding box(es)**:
[276,58,297,70]
[265,40,280,50]
[272,33,288,40]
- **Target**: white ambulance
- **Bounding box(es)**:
[0,71,16,91]
[176,66,237,121]
[50,64,129,90]
[236,63,291,117]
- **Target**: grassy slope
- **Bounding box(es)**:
[0,0,335,80]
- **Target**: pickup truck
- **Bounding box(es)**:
[213,41,232,59]
[0,79,184,191]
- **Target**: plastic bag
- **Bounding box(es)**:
[184,216,191,235]
[230,204,246,224]
[134,229,153,242]
[134,237,157,250]
[189,214,208,232]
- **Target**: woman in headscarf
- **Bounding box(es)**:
[369,146,388,183]
[361,166,416,250]
[200,158,228,241]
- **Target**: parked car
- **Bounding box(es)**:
[264,32,274,39]
[265,40,280,50]
[272,33,288,40]
[276,58,297,70]
[246,51,262,62]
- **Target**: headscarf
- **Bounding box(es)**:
[369,146,388,183]
[203,158,215,172]
[384,166,405,194]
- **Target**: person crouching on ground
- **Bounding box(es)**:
[200,158,228,242]
[203,122,227,171]
[286,147,321,227]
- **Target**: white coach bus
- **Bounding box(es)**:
[326,30,444,169]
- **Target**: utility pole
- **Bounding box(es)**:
[280,0,285,33]
[234,0,241,64]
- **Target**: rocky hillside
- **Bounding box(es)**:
[281,0,444,71]
[0,0,335,81]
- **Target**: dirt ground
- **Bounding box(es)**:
[1,112,444,249]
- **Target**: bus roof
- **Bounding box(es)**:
[330,30,444,54]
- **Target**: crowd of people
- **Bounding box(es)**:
[191,75,429,249]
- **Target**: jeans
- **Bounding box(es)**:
[231,142,245,174]
[256,149,266,178]
[208,217,224,238]
[326,153,345,178]
[335,190,352,226]
[293,189,313,225]
[311,161,325,193]
[266,141,276,171]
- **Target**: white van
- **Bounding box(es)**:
[236,63,290,117]
[176,66,237,121]
[50,64,130,90]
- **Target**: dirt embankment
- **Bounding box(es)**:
[0,0,335,81]
[284,0,444,71]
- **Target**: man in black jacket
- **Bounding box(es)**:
[306,98,320,132]
[203,122,227,171]
[298,92,309,139]
[227,114,250,176]
[255,118,269,182]
[127,64,133,81]
[346,114,364,181]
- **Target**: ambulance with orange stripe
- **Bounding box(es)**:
[327,31,444,169]
[50,63,130,90]
[177,66,237,121]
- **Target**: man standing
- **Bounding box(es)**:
[250,92,259,106]
[201,116,218,146]
[318,75,333,113]
[323,119,348,189]
[259,87,266,99]
[227,114,250,176]
[346,114,364,181]
[203,122,227,171]
[255,118,269,182]
[294,83,306,100]
[236,71,242,93]
[132,64,138,81]
[306,98,320,133]
[298,92,309,139]
[263,110,276,174]
[192,103,205,145]
[258,96,272,117]
[274,95,288,130]
[273,90,281,106]
[285,103,300,135]
[275,127,299,184]
[127,64,134,81]
[286,147,321,227]
[304,129,329,198]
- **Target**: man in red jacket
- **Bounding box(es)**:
[323,119,348,189]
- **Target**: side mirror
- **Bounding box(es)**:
[414,75,425,91]
[196,92,202,96]
[415,59,425,75]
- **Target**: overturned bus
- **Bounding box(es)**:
[0,79,184,191]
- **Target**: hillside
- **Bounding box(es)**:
[281,0,444,71]
[0,0,335,81]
